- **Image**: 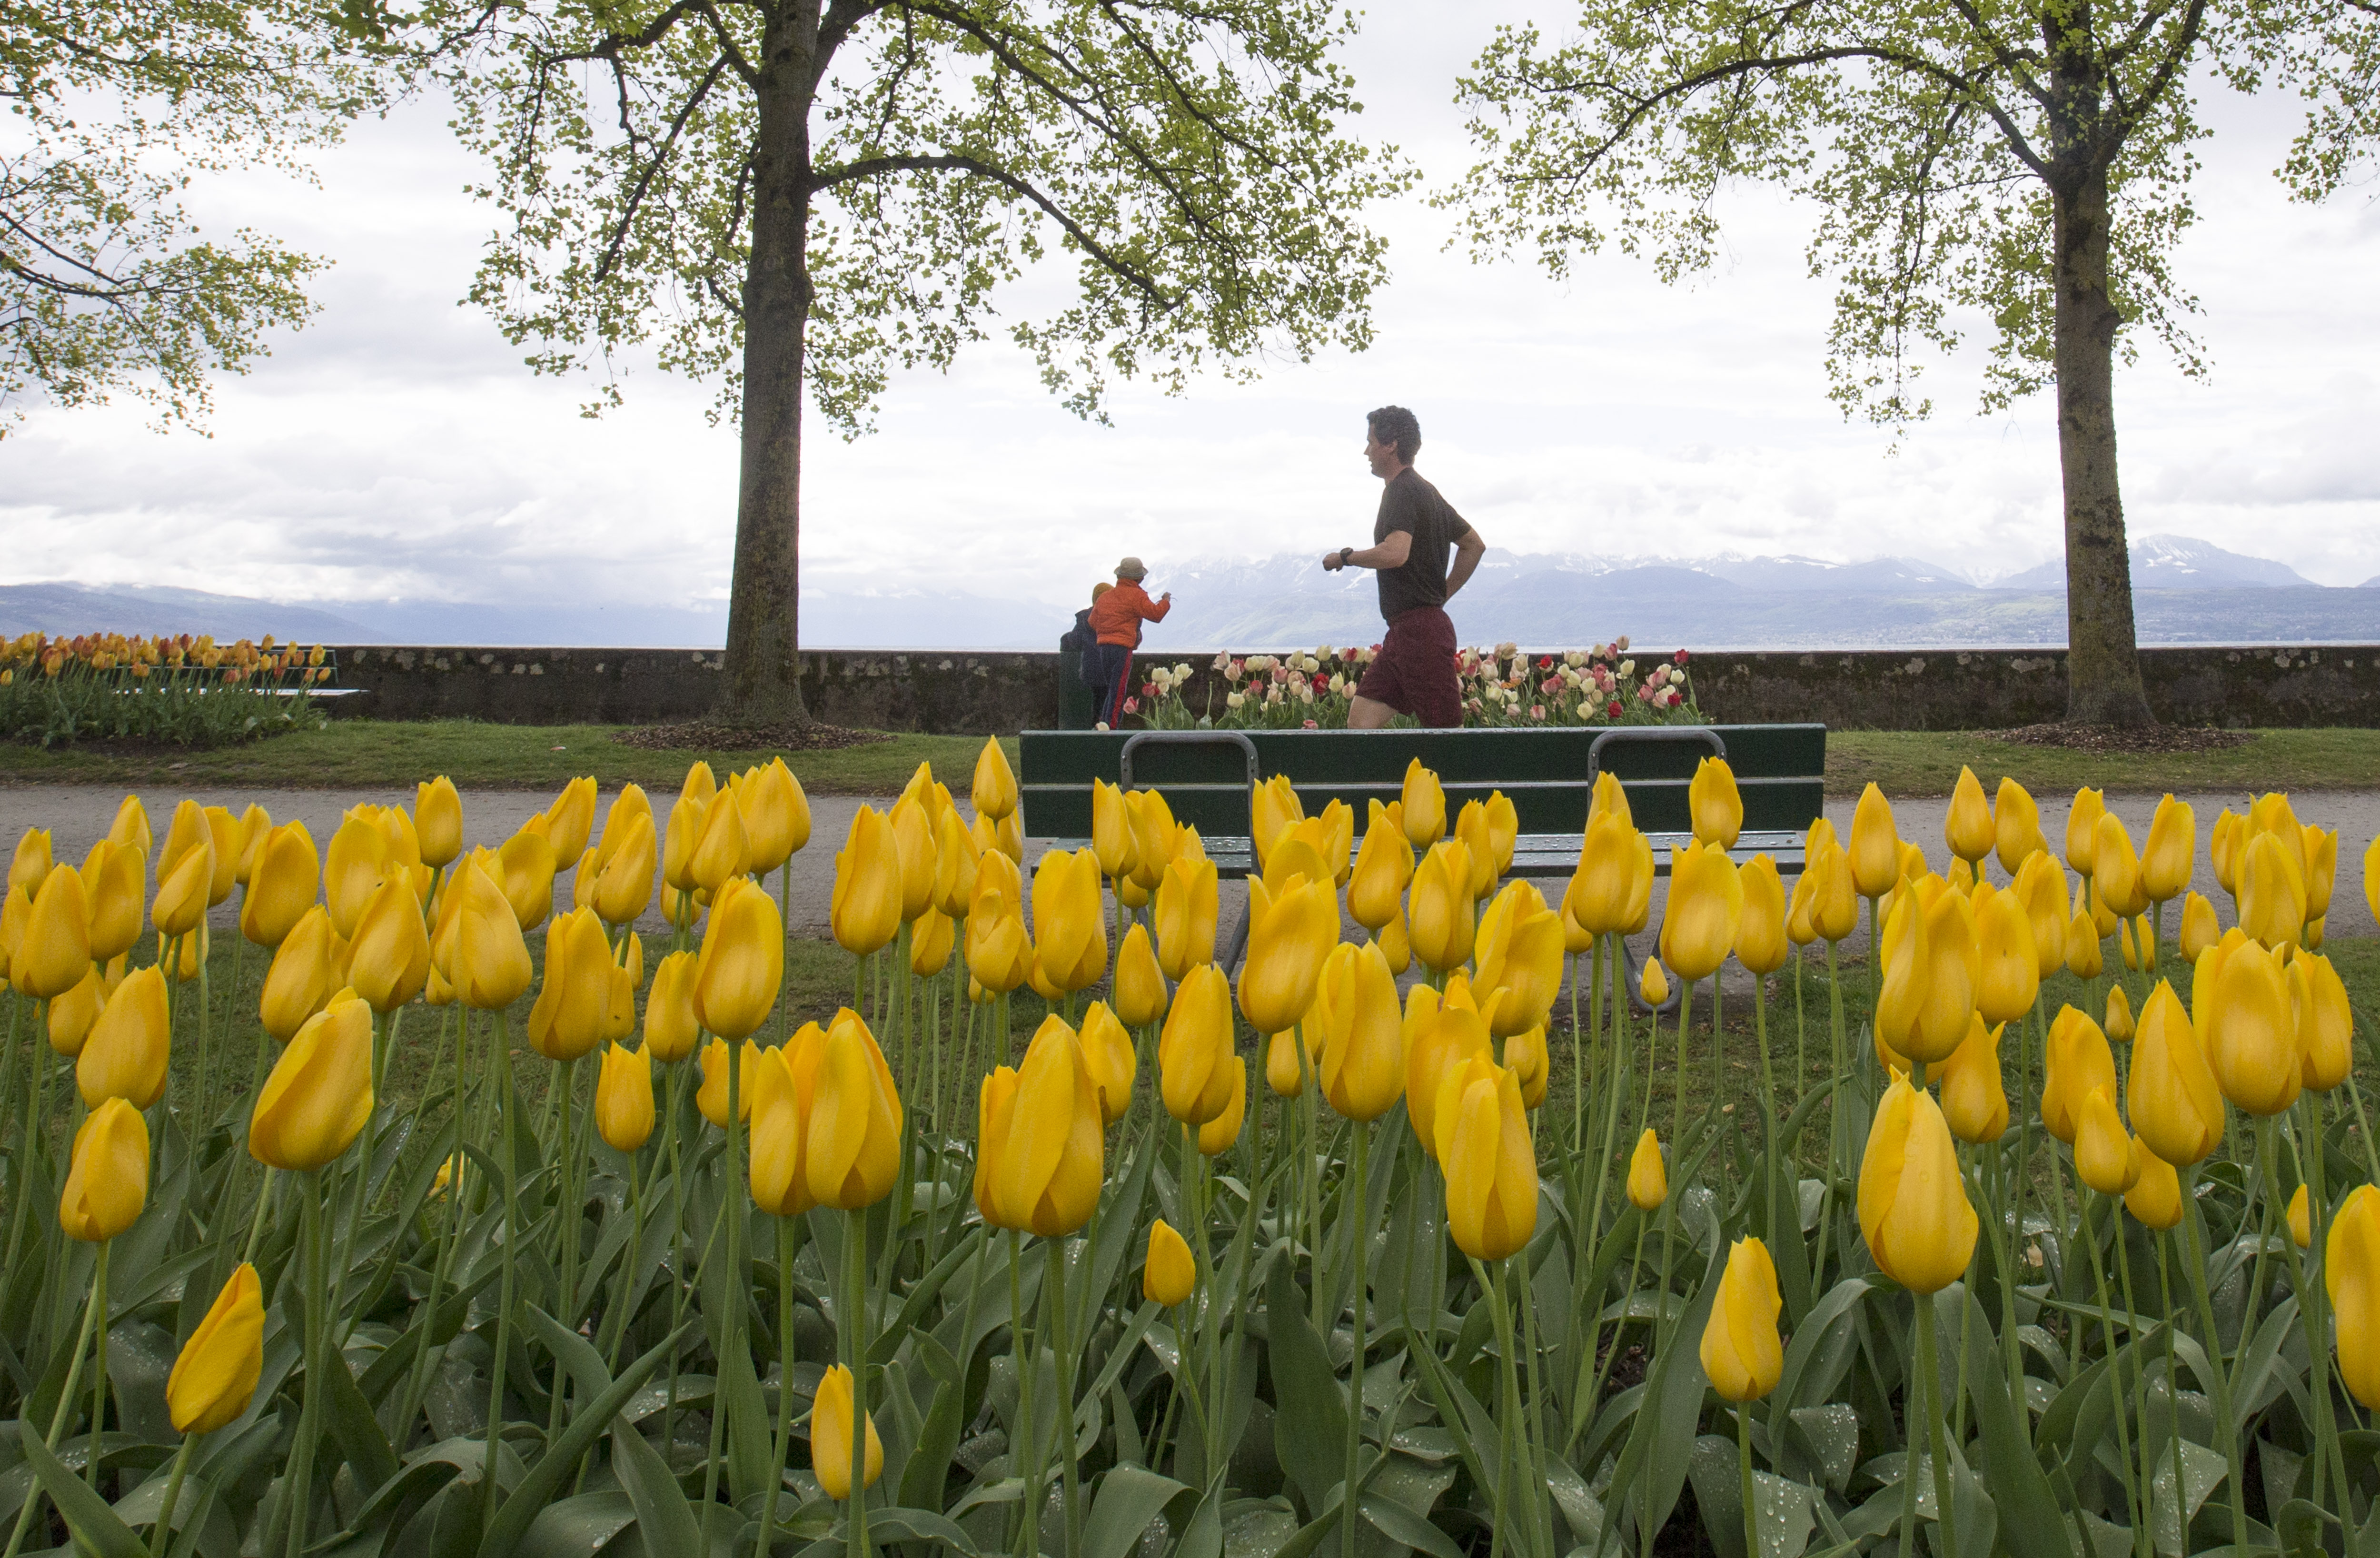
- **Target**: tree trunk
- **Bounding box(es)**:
[719,1,820,725]
[2051,163,2154,726]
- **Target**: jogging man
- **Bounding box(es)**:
[1321,406,1484,729]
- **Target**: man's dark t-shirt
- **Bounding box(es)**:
[1372,467,1474,622]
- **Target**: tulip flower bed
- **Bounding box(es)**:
[0,634,335,749]
[6,742,2380,1558]
[1129,640,1699,729]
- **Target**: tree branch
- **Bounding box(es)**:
[594,51,733,283]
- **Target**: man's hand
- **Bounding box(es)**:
[1321,550,1345,572]
[1160,592,1172,603]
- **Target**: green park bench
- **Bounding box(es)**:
[1017,724,1827,969]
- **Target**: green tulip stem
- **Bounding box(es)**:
[546,1054,583,1448]
[2078,1194,2145,1555]
[397,1007,466,1447]
[1670,979,1692,1182]
[1009,1230,1034,1558]
[241,1167,278,1265]
[757,1215,797,1558]
[2261,1115,2353,1512]
[1793,947,1807,1111]
[1341,1118,1369,1558]
[2158,1236,2189,1548]
[149,1431,198,1558]
[2111,1209,2155,1546]
[1914,1291,1956,1558]
[480,1010,522,1538]
[285,1179,329,1558]
[1990,1140,2026,1446]
[660,1059,688,1457]
[1736,1404,1758,1558]
[1045,1236,1083,1558]
[2342,1044,2380,1186]
[1709,975,1724,1145]
[0,994,29,1283]
[1583,936,1625,1277]
[694,1184,736,1551]
[844,1205,873,1558]
[1817,940,1848,1285]
[2178,1164,2250,1553]
[1484,1257,1519,1558]
[194,946,215,1133]
[0,1236,106,1558]
[88,1238,113,1491]
[779,858,794,1042]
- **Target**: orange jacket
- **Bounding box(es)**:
[1090,580,1169,647]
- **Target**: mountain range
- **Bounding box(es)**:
[4,535,2374,650]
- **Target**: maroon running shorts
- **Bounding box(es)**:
[1356,606,1461,728]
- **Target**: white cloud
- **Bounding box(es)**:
[4,7,2378,628]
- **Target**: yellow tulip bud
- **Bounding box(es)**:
[1944,766,1994,865]
[1437,1057,1536,1262]
[77,965,169,1109]
[1126,790,1181,892]
[1858,1075,1977,1294]
[972,1064,1019,1228]
[9,826,53,900]
[965,899,1032,995]
[540,776,597,869]
[824,805,898,958]
[153,830,214,940]
[2288,1182,2312,1250]
[1659,839,1744,986]
[644,950,700,1062]
[810,1363,883,1500]
[1238,873,1337,1035]
[1400,759,1445,850]
[588,810,655,926]
[2124,1142,2183,1230]
[1474,880,1566,1035]
[2178,891,2220,963]
[907,905,954,978]
[2043,1004,2117,1145]
[694,878,784,1042]
[1689,757,1744,850]
[1092,778,1139,883]
[168,1264,264,1435]
[697,1034,765,1127]
[1566,813,1636,940]
[60,1096,149,1242]
[1849,784,1900,900]
[451,860,533,1011]
[2074,1085,2140,1197]
[593,1041,656,1153]
[1938,1013,2008,1145]
[2065,896,2103,981]
[971,737,1018,822]
[2010,852,2067,977]
[1973,887,2038,1027]
[987,1016,1104,1236]
[491,828,556,932]
[1154,854,1219,980]
[1993,778,2043,876]
[249,995,373,1171]
[239,822,318,950]
[1112,923,1168,1029]
[1375,907,1411,977]
[1031,847,1108,995]
[2091,811,2144,918]
[258,904,334,1043]
[2201,936,2301,1116]
[1627,1128,1668,1210]
[1504,1024,1548,1109]
[1733,854,1789,977]
[1144,1219,1196,1306]
[1078,1001,1138,1125]
[15,864,91,999]
[2126,980,2223,1166]
[1408,839,1475,974]
[1406,980,1491,1159]
[79,839,145,964]
[400,775,459,868]
[931,810,982,921]
[1700,1237,1784,1403]
[1249,773,1303,872]
[320,810,394,942]
[529,907,617,1061]
[807,1009,903,1210]
[2293,952,2351,1092]
[886,796,936,922]
[347,874,429,1015]
[1160,963,1239,1127]
[2066,788,2106,877]
[1639,955,1669,1007]
[47,963,106,1058]
[751,1029,823,1216]
[2137,794,2195,904]
[2238,829,2308,951]
[1319,941,1404,1121]
[2327,1187,2380,1408]
[2104,982,2134,1043]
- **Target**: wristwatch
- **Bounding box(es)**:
[1339,546,1355,567]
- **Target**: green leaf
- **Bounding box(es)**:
[1083,1466,1193,1558]
[1359,1490,1463,1558]
[319,1329,403,1496]
[1265,1254,1347,1520]
[897,1337,967,1517]
[867,1504,984,1555]
[16,1417,150,1558]
[608,1414,706,1558]
[1955,1286,2075,1558]
[475,1320,690,1558]
[517,1490,636,1558]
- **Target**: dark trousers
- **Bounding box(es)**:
[1086,643,1132,724]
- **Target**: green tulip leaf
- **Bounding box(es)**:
[16,1417,150,1558]
[475,1319,690,1558]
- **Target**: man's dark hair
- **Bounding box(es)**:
[1367,405,1420,465]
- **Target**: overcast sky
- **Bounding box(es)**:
[5,3,2378,622]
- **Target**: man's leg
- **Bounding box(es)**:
[1347,695,1395,730]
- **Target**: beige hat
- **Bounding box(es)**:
[1115,556,1148,580]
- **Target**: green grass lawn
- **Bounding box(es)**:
[0,720,1013,794]
[6,718,2375,797]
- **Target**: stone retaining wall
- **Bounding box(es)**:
[325,643,2380,732]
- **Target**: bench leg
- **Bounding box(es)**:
[1615,935,1682,1019]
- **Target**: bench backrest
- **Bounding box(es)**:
[1018,725,1825,844]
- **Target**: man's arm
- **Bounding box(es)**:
[1443,527,1486,599]
[1322,531,1412,572]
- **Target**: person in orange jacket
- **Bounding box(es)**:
[1086,557,1170,726]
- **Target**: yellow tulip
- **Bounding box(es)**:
[168,1264,264,1435]
[1935,1013,2006,1144]
[249,995,374,1171]
[972,737,1018,822]
[1238,873,1337,1035]
[688,783,751,894]
[529,907,618,1062]
[1873,891,1928,1063]
[1160,963,1238,1126]
[2289,1183,2312,1250]
[493,829,557,931]
[1436,1056,1537,1262]
[1968,887,2036,1027]
[2237,829,2308,952]
[1944,766,1994,864]
[1124,790,1180,892]
[1701,1237,1784,1403]
[2066,788,2106,877]
[1689,757,1744,849]
[453,860,533,1011]
[153,833,214,940]
[347,874,429,1015]
[1566,813,1636,939]
[2043,1005,2117,1145]
[660,790,707,897]
[1849,784,1900,899]
[1639,955,1669,1007]
[319,810,394,941]
[1196,1054,1246,1155]
[644,950,700,1062]
[807,1009,903,1209]
[696,1035,765,1127]
[7,827,51,901]
[1505,1025,1548,1109]
[1144,1220,1196,1306]
[694,877,784,1042]
[1993,778,2043,875]
[259,906,335,1043]
[2136,794,2195,903]
[911,906,955,977]
[2092,812,2145,918]
[583,809,654,925]
[1112,923,1168,1029]
[2327,1187,2380,1407]
[2074,1085,2140,1197]
[2065,896,2104,980]
[1400,759,1446,849]
[754,1027,826,1215]
[1407,979,1491,1155]
[988,1016,1104,1237]
[72,839,141,966]
[60,1096,149,1241]
[1474,881,1566,1035]
[1857,1076,1978,1294]
[396,774,457,868]
[992,811,1024,863]
[753,758,813,874]
[810,1363,883,1499]
[1627,1129,1667,1210]
[77,965,169,1108]
[239,822,318,949]
[1452,801,1500,901]
[884,796,935,922]
[1079,1001,1138,1124]
[2179,891,2220,962]
[1154,854,1219,980]
[1092,778,1139,882]
[2200,936,2301,1116]
[2005,852,2065,975]
[1263,826,1330,902]
[2250,793,2307,876]
[1795,840,1853,944]
[927,810,981,922]
[2212,809,2246,899]
[1584,769,1631,832]
[594,1041,656,1153]
[2125,1143,2183,1230]
[158,799,208,883]
[965,899,1032,994]
[1251,774,1303,870]
[543,775,598,867]
[1031,847,1109,994]
[159,923,208,983]
[14,864,90,999]
[47,963,105,1057]
[1321,940,1404,1121]
[2293,952,2352,1092]
[2127,980,2223,1166]
[1734,854,1789,977]
[1404,838,1475,975]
